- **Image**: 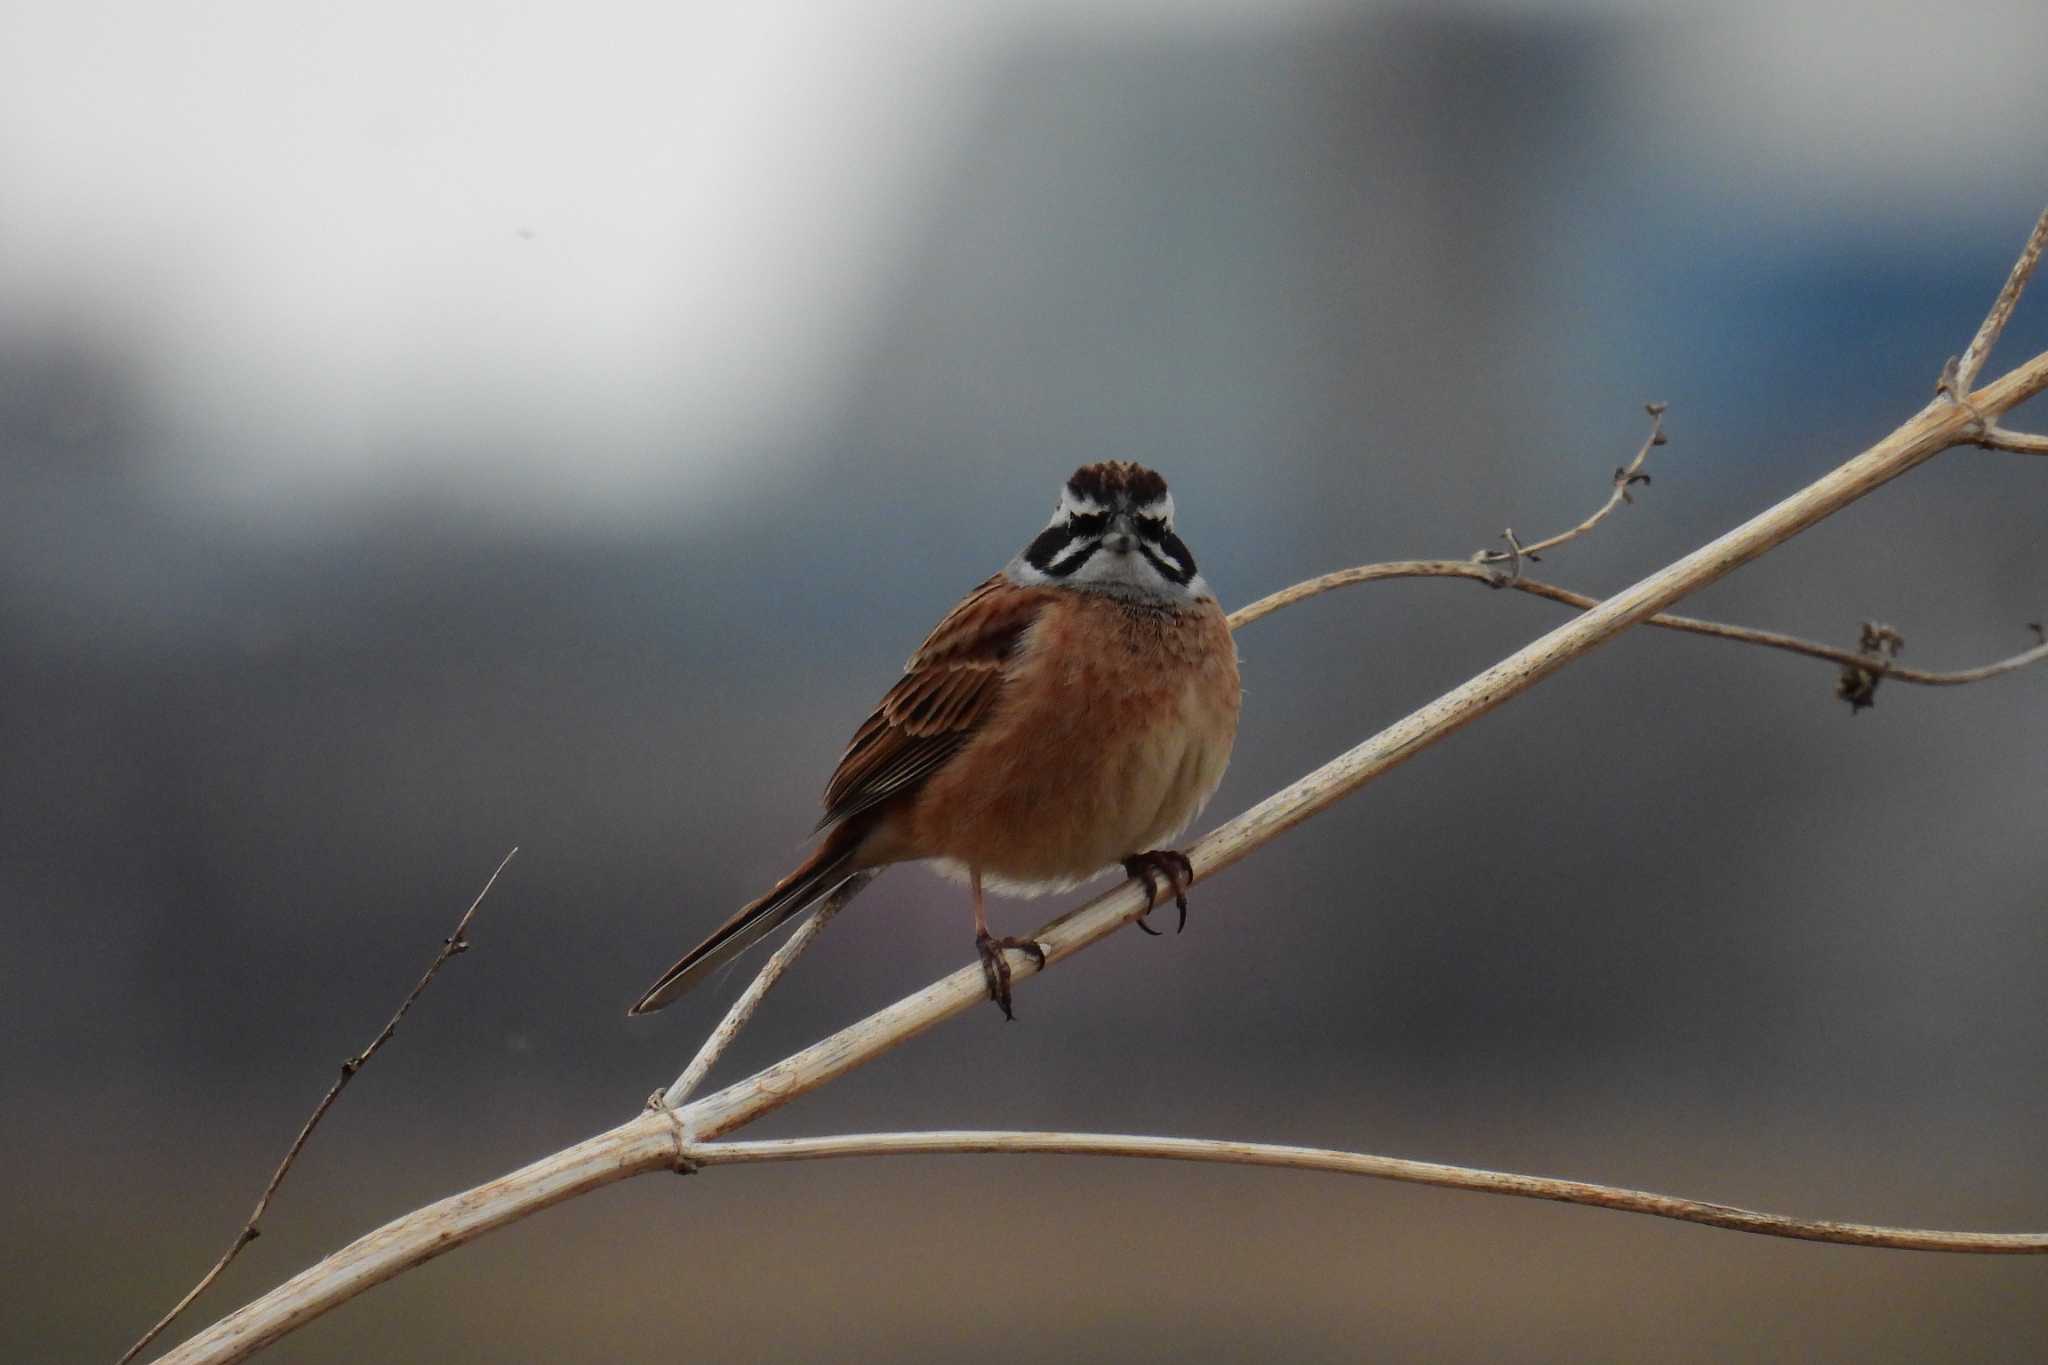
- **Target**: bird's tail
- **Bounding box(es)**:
[628,828,867,1016]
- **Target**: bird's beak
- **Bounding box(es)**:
[1104,512,1137,554]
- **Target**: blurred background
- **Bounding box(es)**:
[5,1,2046,1360]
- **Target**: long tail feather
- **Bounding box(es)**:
[628,838,864,1016]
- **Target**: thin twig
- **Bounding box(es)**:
[1977,425,2048,455]
[681,1131,2048,1254]
[657,871,876,1110]
[1475,403,1667,568]
[1227,558,2048,687]
[120,847,518,1365]
[1953,204,2048,394]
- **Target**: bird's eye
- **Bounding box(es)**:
[1068,513,1109,536]
[1135,516,1168,540]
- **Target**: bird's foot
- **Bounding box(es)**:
[975,930,1047,1021]
[1121,850,1195,934]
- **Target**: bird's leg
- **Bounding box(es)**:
[971,868,1044,1021]
[972,870,1009,1014]
[1121,850,1195,934]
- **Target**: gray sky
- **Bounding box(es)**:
[5,0,2043,523]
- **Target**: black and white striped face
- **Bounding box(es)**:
[1005,462,1209,603]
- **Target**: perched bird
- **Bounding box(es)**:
[630,461,1241,1019]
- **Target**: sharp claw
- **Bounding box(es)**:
[1163,852,1193,933]
[975,932,1043,1020]
[975,930,1014,1019]
[1124,850,1197,937]
[1122,856,1163,935]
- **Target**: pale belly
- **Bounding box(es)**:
[902,595,1240,894]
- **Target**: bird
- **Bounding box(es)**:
[629,460,1241,1020]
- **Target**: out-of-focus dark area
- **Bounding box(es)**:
[6,2,2046,1360]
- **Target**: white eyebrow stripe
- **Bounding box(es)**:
[1058,489,1107,518]
[1132,493,1175,525]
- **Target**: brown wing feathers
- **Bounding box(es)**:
[630,576,1050,1014]
[817,576,1046,830]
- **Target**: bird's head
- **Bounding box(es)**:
[1007,461,1208,603]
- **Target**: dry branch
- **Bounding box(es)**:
[148,209,2048,1364]
[1953,204,2048,394]
[685,1131,2048,1254]
[657,871,875,1109]
[1473,402,1667,573]
[123,849,517,1365]
[1978,426,2048,455]
[1229,558,2048,691]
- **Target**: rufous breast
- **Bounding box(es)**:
[904,590,1240,892]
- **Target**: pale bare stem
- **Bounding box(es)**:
[1977,426,2048,455]
[121,847,518,1365]
[151,217,2048,1365]
[681,1131,2048,1254]
[1228,559,2048,691]
[1952,203,2048,394]
[656,871,877,1111]
[1474,402,1668,573]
